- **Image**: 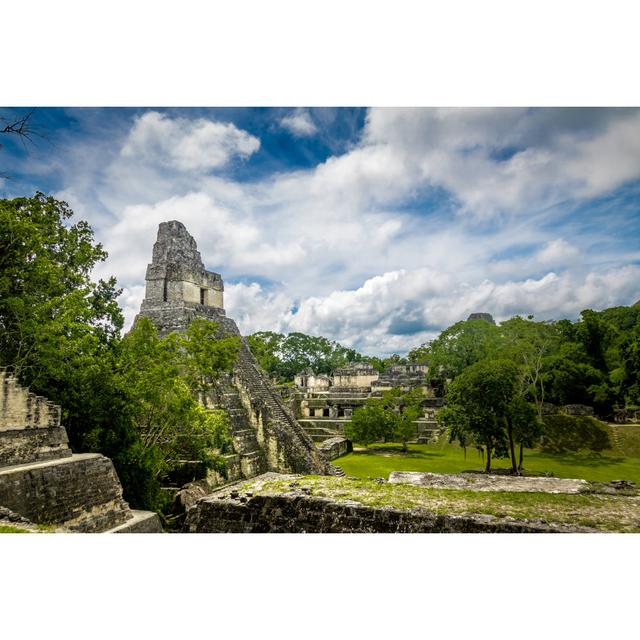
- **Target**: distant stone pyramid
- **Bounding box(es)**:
[135,221,330,483]
[467,312,495,324]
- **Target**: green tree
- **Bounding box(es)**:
[247,330,363,381]
[422,318,501,384]
[177,317,241,406]
[497,316,560,418]
[440,359,523,473]
[116,318,234,487]
[0,193,128,452]
[346,388,424,452]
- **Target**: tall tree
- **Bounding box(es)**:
[421,318,501,382]
[440,359,523,473]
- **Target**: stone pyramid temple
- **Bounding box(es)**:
[135,221,331,484]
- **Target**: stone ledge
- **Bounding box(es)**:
[183,474,599,533]
[0,451,101,475]
[107,510,163,533]
[388,471,590,494]
[0,427,72,467]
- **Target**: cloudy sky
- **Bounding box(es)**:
[2,107,640,355]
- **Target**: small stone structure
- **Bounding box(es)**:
[135,221,331,486]
[317,436,353,460]
[0,369,161,532]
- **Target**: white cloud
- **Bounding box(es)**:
[227,265,640,355]
[536,238,580,265]
[280,109,318,137]
[360,107,640,218]
[121,111,260,171]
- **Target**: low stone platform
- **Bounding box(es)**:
[388,471,590,493]
[107,510,162,533]
[183,473,599,533]
[317,436,352,460]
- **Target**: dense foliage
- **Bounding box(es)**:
[0,194,240,511]
[413,312,639,415]
[418,311,640,471]
[247,331,409,381]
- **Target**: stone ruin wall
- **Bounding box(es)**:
[184,488,590,534]
[0,369,69,466]
[0,369,161,532]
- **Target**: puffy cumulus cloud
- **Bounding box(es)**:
[360,107,640,218]
[224,282,294,335]
[121,111,260,172]
[280,109,318,137]
[536,238,580,265]
[232,265,640,355]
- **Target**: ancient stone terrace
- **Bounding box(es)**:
[0,369,161,532]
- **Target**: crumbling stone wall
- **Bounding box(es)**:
[184,492,591,533]
[1,369,70,466]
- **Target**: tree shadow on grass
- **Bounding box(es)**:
[353,445,449,459]
[534,451,626,468]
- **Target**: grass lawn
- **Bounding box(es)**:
[336,436,640,484]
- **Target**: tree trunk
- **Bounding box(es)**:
[485,444,492,473]
[518,442,524,471]
[506,417,518,474]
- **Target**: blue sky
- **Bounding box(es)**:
[2,107,640,355]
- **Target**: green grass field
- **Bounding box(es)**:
[336,428,640,484]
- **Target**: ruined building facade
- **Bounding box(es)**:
[293,362,444,444]
[135,221,330,484]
